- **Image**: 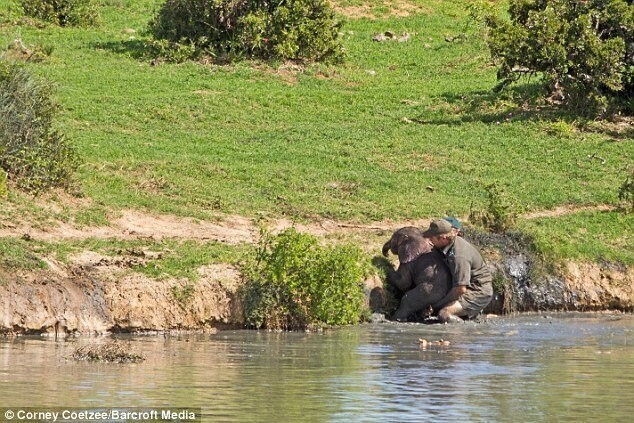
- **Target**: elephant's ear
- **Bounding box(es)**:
[397,238,432,263]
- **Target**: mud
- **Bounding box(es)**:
[476,232,634,314]
[72,340,145,363]
[0,263,244,335]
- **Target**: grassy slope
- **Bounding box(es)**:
[0,0,632,269]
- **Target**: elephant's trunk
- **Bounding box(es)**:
[382,240,391,257]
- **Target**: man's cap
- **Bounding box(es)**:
[422,219,453,237]
[444,216,463,231]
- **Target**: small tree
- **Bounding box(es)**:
[0,60,79,193]
[148,0,345,63]
[484,0,633,113]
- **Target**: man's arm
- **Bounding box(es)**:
[432,255,470,310]
[432,285,467,311]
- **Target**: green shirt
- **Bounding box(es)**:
[442,237,493,291]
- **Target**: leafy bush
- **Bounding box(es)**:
[242,228,367,330]
[618,166,634,213]
[19,0,99,27]
[147,0,344,63]
[483,0,633,113]
[470,183,522,233]
[0,60,79,193]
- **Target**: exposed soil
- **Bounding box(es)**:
[332,0,429,19]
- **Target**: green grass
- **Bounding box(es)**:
[519,211,633,266]
[0,0,632,268]
[0,237,48,270]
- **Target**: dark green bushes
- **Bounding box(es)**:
[242,229,367,330]
[484,0,633,114]
[147,0,344,63]
[19,0,99,27]
[0,60,79,193]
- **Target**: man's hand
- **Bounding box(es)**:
[432,285,467,311]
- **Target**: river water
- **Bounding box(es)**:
[1,313,632,422]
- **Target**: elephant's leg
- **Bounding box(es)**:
[392,284,431,322]
[386,268,411,292]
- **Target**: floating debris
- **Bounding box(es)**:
[72,340,145,363]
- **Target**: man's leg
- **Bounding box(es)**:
[437,301,466,324]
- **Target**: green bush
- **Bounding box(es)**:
[618,166,634,213]
[242,228,367,330]
[470,183,522,233]
[147,0,344,63]
[0,60,79,193]
[484,0,633,113]
[19,0,99,27]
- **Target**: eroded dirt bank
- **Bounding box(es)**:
[0,209,632,334]
[2,254,631,335]
[0,263,244,335]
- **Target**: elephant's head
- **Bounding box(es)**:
[382,226,432,263]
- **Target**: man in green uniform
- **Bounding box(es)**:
[423,219,493,323]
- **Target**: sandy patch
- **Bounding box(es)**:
[332,0,429,19]
[523,204,616,219]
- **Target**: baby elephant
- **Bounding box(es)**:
[382,227,451,321]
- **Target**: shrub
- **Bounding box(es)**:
[483,0,633,114]
[147,0,344,63]
[19,0,99,27]
[470,183,522,233]
[242,228,367,330]
[618,166,634,213]
[0,60,79,193]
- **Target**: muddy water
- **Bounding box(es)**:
[1,314,632,422]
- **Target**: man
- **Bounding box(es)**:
[422,219,493,323]
[444,216,464,237]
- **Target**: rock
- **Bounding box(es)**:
[72,340,145,363]
[370,312,389,323]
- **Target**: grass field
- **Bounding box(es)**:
[0,0,632,272]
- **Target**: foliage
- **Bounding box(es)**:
[470,183,522,233]
[0,168,6,198]
[242,228,367,330]
[618,166,634,213]
[147,0,344,63]
[19,0,99,27]
[0,59,79,193]
[483,0,634,114]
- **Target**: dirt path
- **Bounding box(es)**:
[0,204,618,245]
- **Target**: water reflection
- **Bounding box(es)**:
[1,314,632,421]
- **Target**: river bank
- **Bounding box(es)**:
[1,225,631,335]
